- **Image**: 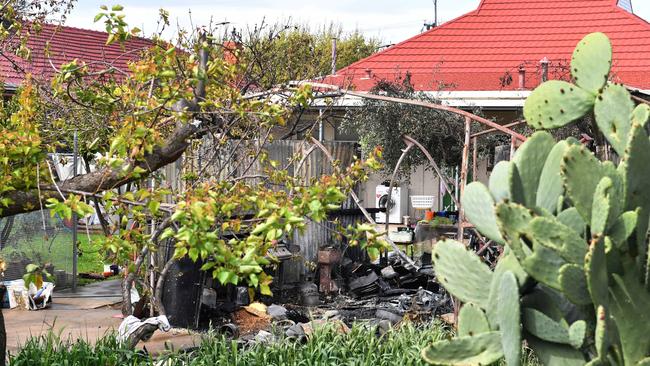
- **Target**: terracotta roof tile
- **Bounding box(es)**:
[325,0,650,91]
[1,22,154,87]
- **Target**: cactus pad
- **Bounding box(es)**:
[489,161,523,203]
[529,216,587,265]
[527,336,586,366]
[632,103,650,127]
[523,243,567,290]
[462,182,504,244]
[610,272,650,365]
[609,210,638,247]
[522,307,571,344]
[559,264,592,305]
[594,83,635,155]
[561,144,607,222]
[537,140,571,213]
[512,131,556,207]
[498,271,522,366]
[421,332,503,365]
[487,248,528,330]
[433,240,493,308]
[591,176,620,237]
[571,32,612,94]
[524,80,594,129]
[585,237,608,310]
[568,320,587,349]
[495,202,533,260]
[557,207,586,237]
[595,306,609,360]
[458,303,490,337]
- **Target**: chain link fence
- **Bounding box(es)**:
[0,210,105,289]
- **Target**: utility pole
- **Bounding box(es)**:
[72,130,78,292]
[331,38,337,75]
[423,0,438,31]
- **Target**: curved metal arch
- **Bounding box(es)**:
[301,82,528,142]
[383,134,461,235]
[306,137,418,268]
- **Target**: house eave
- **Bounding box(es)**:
[309,90,531,110]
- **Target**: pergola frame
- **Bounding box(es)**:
[299,81,528,262]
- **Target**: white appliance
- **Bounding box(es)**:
[375,185,408,224]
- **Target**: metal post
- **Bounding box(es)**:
[540,57,549,82]
[458,117,471,242]
[454,166,459,211]
[318,109,324,141]
[72,130,78,292]
[472,137,478,183]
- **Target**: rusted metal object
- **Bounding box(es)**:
[458,117,472,241]
[318,248,341,294]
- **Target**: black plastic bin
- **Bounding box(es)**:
[160,255,204,329]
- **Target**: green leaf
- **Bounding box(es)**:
[188,248,199,262]
[111,5,124,11]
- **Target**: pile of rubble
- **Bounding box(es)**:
[212,247,452,344]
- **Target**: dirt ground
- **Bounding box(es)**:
[3,279,202,355]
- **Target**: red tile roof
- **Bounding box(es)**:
[324,0,650,91]
[1,22,154,88]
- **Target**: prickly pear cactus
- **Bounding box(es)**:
[423,33,650,366]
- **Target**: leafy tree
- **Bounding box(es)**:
[228,21,381,91]
[341,77,511,178]
[0,1,386,358]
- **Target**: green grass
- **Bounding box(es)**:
[1,231,106,274]
[172,321,452,366]
[7,321,542,366]
[8,322,451,366]
[8,331,148,366]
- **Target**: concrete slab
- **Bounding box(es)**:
[4,306,122,353]
[4,279,203,356]
[52,279,122,309]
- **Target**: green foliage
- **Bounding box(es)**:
[0,83,48,212]
[161,148,386,295]
[342,78,507,176]
[8,332,149,365]
[232,22,381,89]
[425,33,650,365]
[22,263,50,289]
[94,4,141,45]
[10,322,452,366]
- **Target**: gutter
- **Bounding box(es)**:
[309,90,531,109]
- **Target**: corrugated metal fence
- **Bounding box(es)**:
[171,139,366,282]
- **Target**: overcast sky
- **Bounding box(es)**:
[66,0,650,45]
